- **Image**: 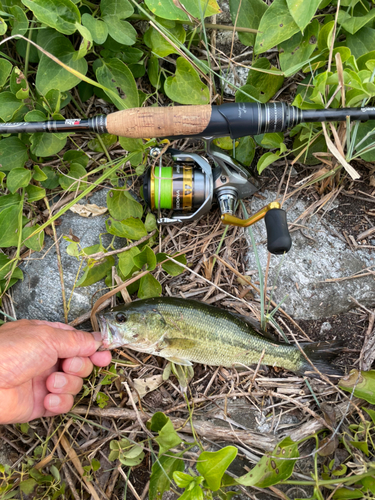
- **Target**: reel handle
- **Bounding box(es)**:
[264,208,292,255]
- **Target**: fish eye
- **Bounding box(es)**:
[116,313,127,323]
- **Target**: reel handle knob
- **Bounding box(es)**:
[264,208,292,255]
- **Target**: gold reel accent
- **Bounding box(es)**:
[221,202,281,227]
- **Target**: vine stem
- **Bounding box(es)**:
[23,19,34,82]
[44,195,69,323]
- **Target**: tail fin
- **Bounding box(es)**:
[297,341,344,378]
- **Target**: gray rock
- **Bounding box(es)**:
[12,189,115,323]
[319,321,332,334]
[222,66,249,96]
[244,191,375,320]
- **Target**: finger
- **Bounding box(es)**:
[61,357,93,378]
[40,329,103,360]
[90,351,112,367]
[46,373,83,395]
[44,393,74,416]
[33,320,76,331]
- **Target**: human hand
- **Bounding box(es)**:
[0,319,111,424]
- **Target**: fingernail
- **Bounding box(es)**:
[49,395,61,408]
[69,357,84,373]
[53,374,67,389]
[92,331,102,348]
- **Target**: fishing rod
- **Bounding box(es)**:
[1,102,375,138]
[3,102,372,255]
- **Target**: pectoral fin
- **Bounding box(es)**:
[163,356,193,366]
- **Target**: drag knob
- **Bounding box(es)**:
[264,209,292,255]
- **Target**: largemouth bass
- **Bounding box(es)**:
[98,297,343,376]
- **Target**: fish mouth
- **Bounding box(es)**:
[98,314,129,350]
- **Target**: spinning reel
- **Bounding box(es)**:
[143,139,292,255]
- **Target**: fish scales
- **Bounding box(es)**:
[98,297,344,376]
[146,299,301,370]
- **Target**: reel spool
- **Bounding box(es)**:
[143,147,292,255]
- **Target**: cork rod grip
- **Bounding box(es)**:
[106,105,212,138]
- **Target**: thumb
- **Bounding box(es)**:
[45,328,102,359]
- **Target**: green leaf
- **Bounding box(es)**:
[22,225,44,252]
[0,92,23,121]
[149,411,169,432]
[40,167,59,189]
[237,437,298,488]
[101,0,136,45]
[25,110,47,122]
[155,418,182,456]
[96,58,139,109]
[88,134,117,152]
[228,0,267,46]
[59,163,88,192]
[144,19,186,58]
[236,58,284,103]
[6,167,32,193]
[0,203,21,248]
[145,213,157,232]
[30,132,67,158]
[21,0,80,35]
[133,246,157,271]
[149,454,185,500]
[0,17,7,35]
[332,489,365,499]
[257,152,280,174]
[101,0,133,18]
[363,407,375,425]
[255,132,284,149]
[10,67,29,99]
[164,57,210,105]
[33,165,48,181]
[25,185,46,202]
[317,20,335,51]
[353,121,375,161]
[107,189,143,220]
[213,136,235,150]
[148,55,162,89]
[0,193,21,212]
[0,253,23,281]
[279,19,320,75]
[234,136,256,167]
[144,0,219,20]
[286,0,321,32]
[196,447,237,491]
[157,253,187,276]
[82,13,108,44]
[97,392,109,408]
[338,8,375,35]
[138,273,162,299]
[10,5,29,35]
[107,217,147,240]
[20,479,37,495]
[361,476,375,495]
[118,247,141,276]
[255,0,300,54]
[77,256,115,287]
[350,441,369,456]
[346,27,375,59]
[0,137,28,172]
[44,89,61,114]
[173,471,194,489]
[35,29,87,95]
[0,58,12,87]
